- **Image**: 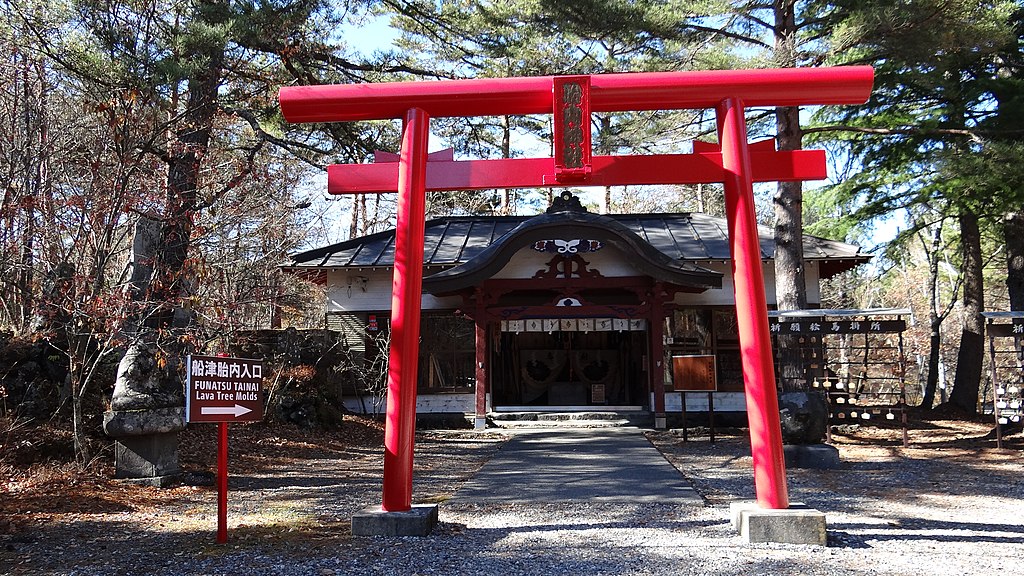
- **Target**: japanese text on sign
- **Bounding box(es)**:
[769,319,906,334]
[552,76,592,181]
[988,321,1024,338]
[186,355,264,423]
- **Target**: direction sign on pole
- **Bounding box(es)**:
[186,355,264,423]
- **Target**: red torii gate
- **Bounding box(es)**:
[279,66,874,514]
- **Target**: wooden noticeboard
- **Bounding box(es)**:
[672,355,717,391]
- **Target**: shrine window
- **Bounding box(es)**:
[417,313,475,394]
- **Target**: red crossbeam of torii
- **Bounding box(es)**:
[279,66,874,514]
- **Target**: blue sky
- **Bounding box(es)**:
[343,14,401,56]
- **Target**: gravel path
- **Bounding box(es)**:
[3,424,1022,575]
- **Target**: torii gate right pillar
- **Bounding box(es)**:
[718,98,788,508]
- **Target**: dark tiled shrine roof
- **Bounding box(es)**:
[286,211,868,280]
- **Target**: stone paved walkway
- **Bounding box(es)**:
[452,427,703,504]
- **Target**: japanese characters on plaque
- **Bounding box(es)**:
[552,76,592,181]
[768,319,907,335]
[989,320,1024,425]
[500,318,647,332]
[189,356,263,383]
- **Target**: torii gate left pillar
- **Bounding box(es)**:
[279,67,873,534]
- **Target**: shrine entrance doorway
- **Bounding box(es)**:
[492,322,648,410]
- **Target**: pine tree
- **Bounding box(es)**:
[814,0,1020,413]
[2,0,409,464]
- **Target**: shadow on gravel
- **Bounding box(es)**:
[829,519,1024,544]
[827,530,873,549]
[2,518,362,576]
[433,517,728,537]
[230,474,381,492]
[800,457,1024,505]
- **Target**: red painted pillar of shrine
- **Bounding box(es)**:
[382,107,430,512]
[473,291,488,431]
[650,283,667,429]
[716,97,790,510]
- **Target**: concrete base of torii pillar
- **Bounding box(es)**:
[351,504,439,537]
[730,501,828,546]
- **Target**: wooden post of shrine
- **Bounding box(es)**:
[650,283,668,429]
[474,289,488,431]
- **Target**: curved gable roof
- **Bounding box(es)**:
[421,193,723,293]
[284,196,871,283]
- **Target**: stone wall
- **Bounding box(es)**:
[0,328,356,430]
[228,328,353,428]
[0,331,119,425]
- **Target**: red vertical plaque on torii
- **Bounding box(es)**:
[552,75,592,182]
[279,66,874,513]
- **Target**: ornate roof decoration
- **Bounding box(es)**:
[531,239,604,254]
[546,190,588,214]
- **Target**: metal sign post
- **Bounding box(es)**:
[186,354,264,543]
[217,421,229,543]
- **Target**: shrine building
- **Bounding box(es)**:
[284,192,869,429]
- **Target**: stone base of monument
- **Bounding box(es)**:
[111,434,183,487]
[784,443,841,469]
[351,504,439,537]
[730,501,828,546]
[104,407,185,487]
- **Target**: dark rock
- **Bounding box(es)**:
[103,406,185,437]
[783,443,841,469]
[779,391,829,444]
[182,470,216,486]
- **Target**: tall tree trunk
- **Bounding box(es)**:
[771,1,809,392]
[17,51,45,334]
[773,108,808,393]
[920,222,945,410]
[773,109,807,313]
[921,319,942,410]
[1006,211,1024,310]
[772,0,804,312]
[949,208,985,414]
